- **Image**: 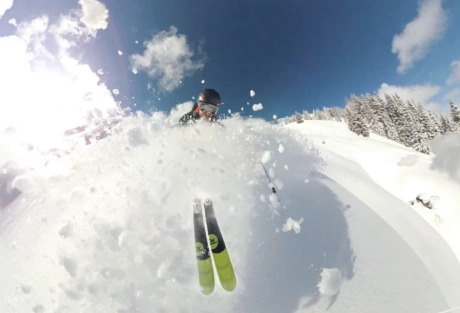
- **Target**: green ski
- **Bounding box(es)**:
[193,198,236,294]
[193,198,215,295]
[203,198,237,292]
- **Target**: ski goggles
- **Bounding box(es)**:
[199,102,219,114]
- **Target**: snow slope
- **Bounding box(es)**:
[1,113,459,313]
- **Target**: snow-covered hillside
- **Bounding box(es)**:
[1,111,460,313]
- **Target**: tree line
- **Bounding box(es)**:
[275,93,460,155]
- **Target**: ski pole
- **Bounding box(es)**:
[261,163,279,202]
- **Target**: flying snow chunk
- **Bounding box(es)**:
[118,50,123,55]
[180,80,182,84]
[261,151,272,164]
[317,268,342,296]
[112,89,120,95]
[228,109,232,114]
[135,40,139,44]
[252,103,263,111]
[247,102,249,105]
[282,217,304,233]
[201,80,205,84]
[11,175,36,193]
[241,107,244,111]
[78,0,109,30]
[97,69,104,75]
[278,144,285,153]
[250,90,256,97]
[8,18,17,26]
[273,114,277,119]
[132,68,138,74]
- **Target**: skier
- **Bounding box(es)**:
[178,88,222,126]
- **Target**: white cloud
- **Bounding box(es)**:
[378,82,440,105]
[78,0,109,30]
[446,60,460,85]
[391,0,447,74]
[130,26,207,93]
[0,0,13,19]
[252,103,263,111]
[250,90,255,97]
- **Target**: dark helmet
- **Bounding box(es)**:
[198,88,221,106]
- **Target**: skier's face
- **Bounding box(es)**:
[200,110,215,121]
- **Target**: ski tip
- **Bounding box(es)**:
[203,198,213,206]
[222,279,237,292]
[201,286,214,295]
[192,196,202,204]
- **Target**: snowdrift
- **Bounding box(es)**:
[0,114,459,313]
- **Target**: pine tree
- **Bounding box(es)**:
[375,95,400,142]
[387,94,413,146]
[346,95,369,137]
[440,115,451,134]
[411,134,431,154]
[427,110,442,135]
[295,111,304,123]
[450,100,460,131]
[365,94,386,137]
[303,111,312,120]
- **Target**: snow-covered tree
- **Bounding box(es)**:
[303,110,312,120]
[346,95,369,137]
[450,100,460,131]
[322,107,334,121]
[386,94,413,146]
[440,114,452,134]
[374,95,400,142]
[411,133,431,154]
[295,111,304,123]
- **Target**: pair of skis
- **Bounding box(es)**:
[193,198,236,295]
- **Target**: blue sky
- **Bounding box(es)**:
[1,0,460,123]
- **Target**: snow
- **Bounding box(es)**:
[201,79,205,84]
[97,68,104,75]
[317,268,342,296]
[261,151,271,164]
[112,88,120,95]
[1,114,460,313]
[252,103,263,111]
[250,90,256,97]
[118,50,123,55]
[282,217,304,233]
[78,0,109,30]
